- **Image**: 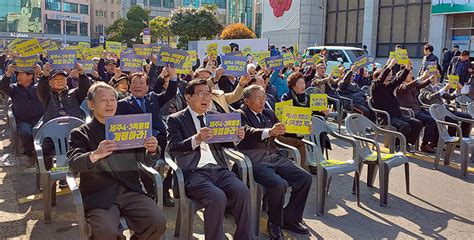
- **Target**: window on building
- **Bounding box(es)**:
[66,21,78,35]
[111,12,115,18]
[163,0,175,8]
[255,12,262,38]
[150,0,161,7]
[104,11,107,18]
[80,5,89,14]
[45,19,61,34]
[376,0,431,58]
[80,22,88,36]
[325,0,364,47]
[96,10,104,17]
[201,0,225,9]
[111,0,114,3]
[46,0,61,11]
[131,0,137,5]
[63,2,79,13]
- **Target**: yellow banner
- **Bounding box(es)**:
[253,51,271,63]
[222,46,231,54]
[331,66,341,78]
[281,106,312,135]
[242,46,252,56]
[106,41,123,55]
[176,59,193,75]
[448,75,459,89]
[307,54,321,65]
[283,53,295,65]
[207,43,218,57]
[187,50,197,63]
[310,94,328,111]
[15,39,43,56]
[396,48,409,65]
[274,100,293,121]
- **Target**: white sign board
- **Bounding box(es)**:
[188,38,270,61]
[262,0,300,32]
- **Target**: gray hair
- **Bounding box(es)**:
[87,81,118,101]
[243,85,265,99]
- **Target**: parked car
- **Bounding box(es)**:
[305,46,382,74]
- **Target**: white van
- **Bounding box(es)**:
[305,46,382,73]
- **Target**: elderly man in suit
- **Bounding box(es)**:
[420,75,472,137]
[116,66,178,207]
[236,85,312,240]
[167,78,252,240]
[67,82,166,239]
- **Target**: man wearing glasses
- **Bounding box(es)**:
[167,78,251,240]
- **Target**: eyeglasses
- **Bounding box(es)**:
[254,96,267,101]
[193,92,211,98]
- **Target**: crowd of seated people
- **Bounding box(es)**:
[1,41,473,239]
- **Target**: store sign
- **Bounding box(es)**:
[10,32,29,38]
[432,1,474,15]
[48,13,86,22]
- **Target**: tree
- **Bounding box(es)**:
[105,5,149,46]
[220,23,256,40]
[169,6,224,49]
[150,16,171,44]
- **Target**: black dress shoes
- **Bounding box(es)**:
[267,221,283,240]
[282,222,309,235]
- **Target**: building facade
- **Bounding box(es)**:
[90,0,122,45]
[121,0,176,18]
[259,0,474,58]
[0,0,43,41]
[43,0,91,42]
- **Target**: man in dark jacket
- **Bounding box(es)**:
[97,56,120,83]
[0,63,43,164]
[395,70,437,153]
[372,59,423,151]
[447,50,472,85]
[418,43,442,77]
[441,45,459,80]
[37,62,91,171]
[67,82,166,239]
[237,85,312,239]
[115,66,178,207]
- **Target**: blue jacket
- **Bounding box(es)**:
[0,75,43,123]
[116,78,178,136]
[270,71,289,99]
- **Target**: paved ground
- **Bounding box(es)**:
[0,102,473,239]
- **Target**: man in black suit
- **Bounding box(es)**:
[167,78,251,240]
[67,82,166,239]
[236,85,312,239]
[116,66,178,207]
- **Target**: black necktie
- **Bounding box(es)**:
[256,113,263,125]
[197,115,206,128]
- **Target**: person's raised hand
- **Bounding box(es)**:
[421,70,430,79]
[239,74,251,87]
[269,123,286,137]
[196,127,213,144]
[90,140,118,164]
[150,54,157,65]
[456,83,463,92]
[69,69,79,79]
[144,136,158,155]
[5,64,16,77]
[443,83,451,91]
[92,71,100,79]
[114,67,122,78]
[165,64,177,79]
[387,58,397,68]
[43,62,52,77]
[236,127,245,140]
[75,63,84,75]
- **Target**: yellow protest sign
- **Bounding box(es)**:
[389,51,399,60]
[42,40,59,51]
[176,59,193,75]
[253,51,271,63]
[78,42,91,48]
[106,41,123,55]
[448,75,459,89]
[307,54,321,65]
[274,100,293,121]
[281,106,312,135]
[242,46,252,56]
[207,43,218,57]
[7,38,23,52]
[283,53,295,65]
[15,55,39,71]
[85,46,104,60]
[15,39,43,56]
[331,66,341,78]
[222,46,232,54]
[396,49,409,65]
[310,94,328,111]
[187,50,197,63]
